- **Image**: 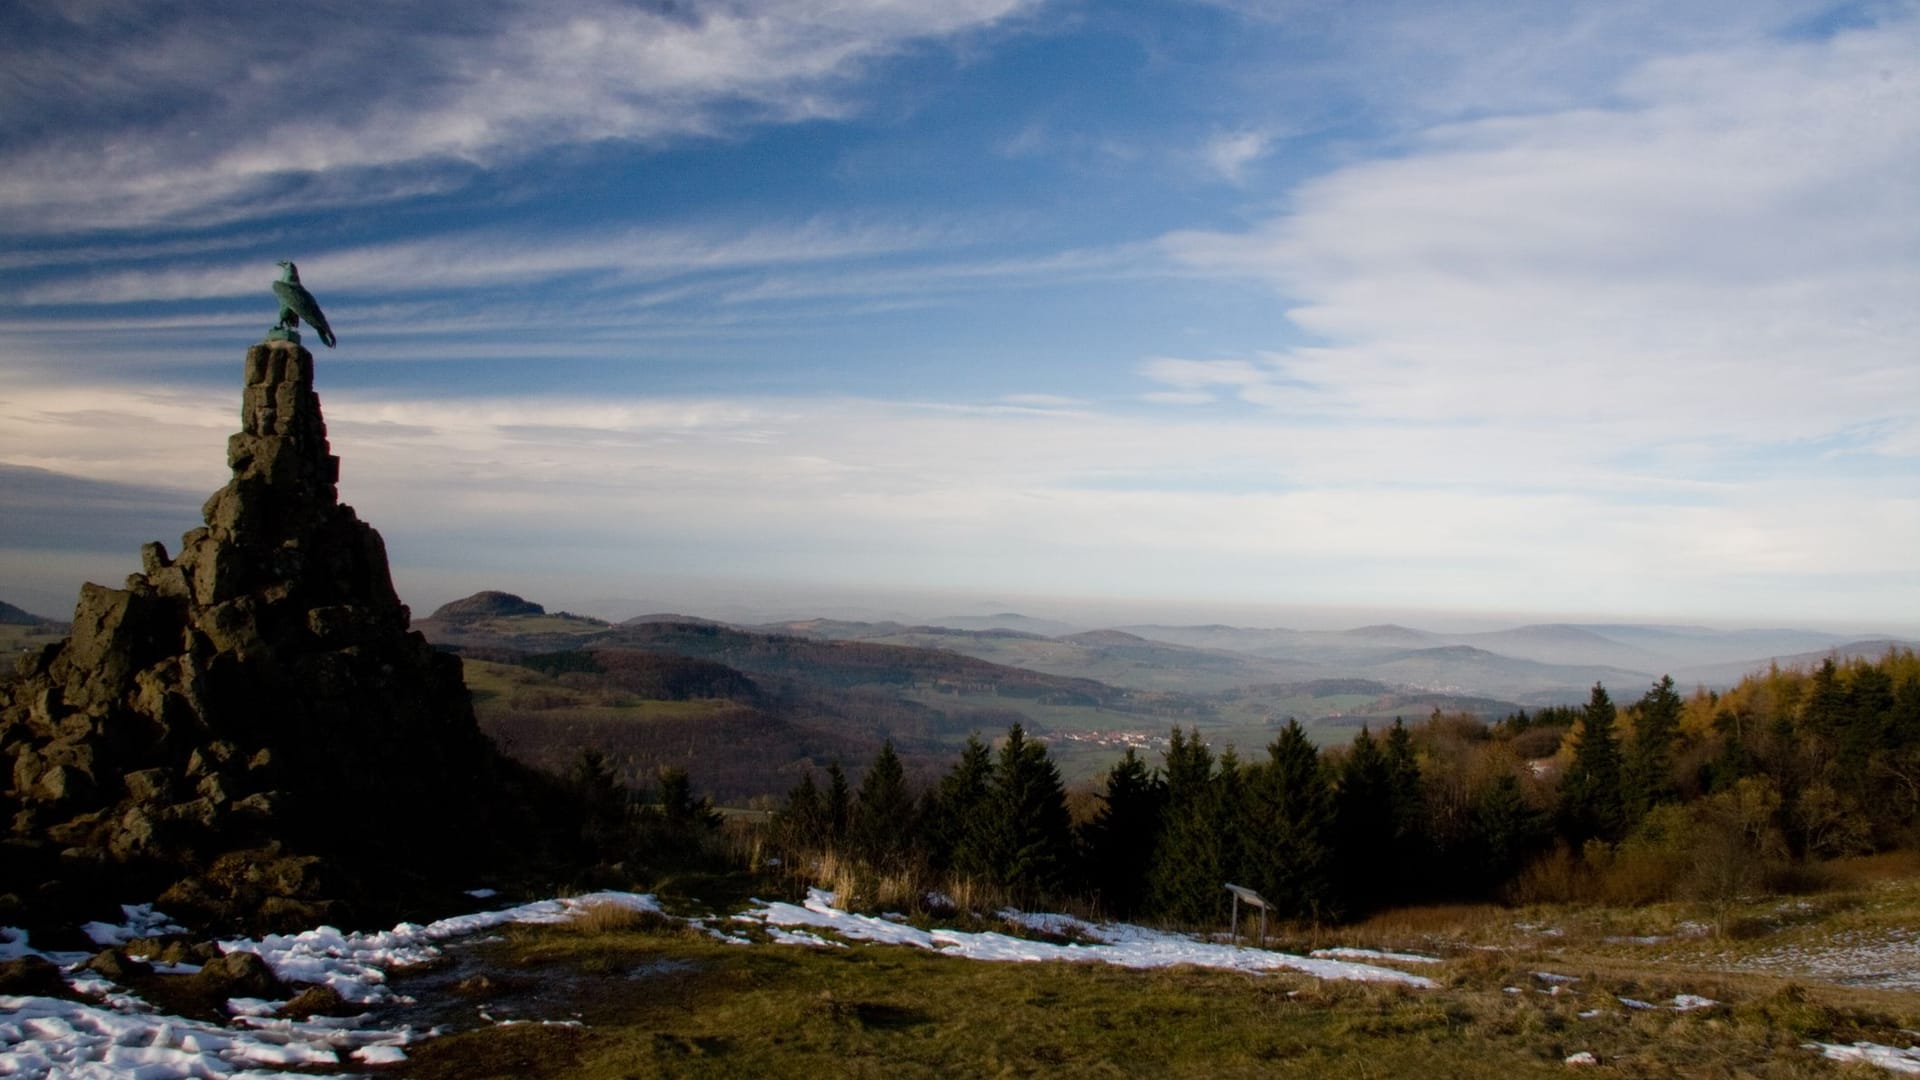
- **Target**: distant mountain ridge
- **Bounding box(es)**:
[429,590,546,621]
[420,591,1916,712]
[0,599,58,626]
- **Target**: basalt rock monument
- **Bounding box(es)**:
[1,329,562,932]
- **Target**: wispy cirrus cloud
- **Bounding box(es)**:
[12,217,964,305]
[1157,12,1920,458]
[0,0,1037,232]
[1190,0,1846,122]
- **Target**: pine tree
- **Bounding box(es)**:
[569,748,630,853]
[1839,664,1896,781]
[1214,745,1249,892]
[1625,675,1683,820]
[656,765,720,829]
[851,740,916,870]
[1381,718,1431,903]
[1560,683,1627,844]
[1080,746,1164,917]
[979,724,1075,902]
[776,769,826,853]
[926,733,995,878]
[1467,773,1548,889]
[1706,706,1755,793]
[1147,728,1230,923]
[1334,727,1397,913]
[1241,720,1337,921]
[823,761,852,848]
[1892,674,1920,751]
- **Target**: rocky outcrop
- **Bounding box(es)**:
[0,341,559,931]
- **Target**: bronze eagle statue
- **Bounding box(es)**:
[272,260,337,348]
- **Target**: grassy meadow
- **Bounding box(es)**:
[390,855,1920,1079]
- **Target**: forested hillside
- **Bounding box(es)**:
[767,650,1920,924]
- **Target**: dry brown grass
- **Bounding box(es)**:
[1821,849,1920,886]
[1346,902,1511,941]
[568,900,677,935]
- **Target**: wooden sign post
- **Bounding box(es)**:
[1224,883,1272,947]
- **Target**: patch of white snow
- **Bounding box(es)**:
[80,904,187,947]
[1309,947,1441,965]
[742,889,1437,987]
[1805,1040,1920,1075]
[0,891,660,1079]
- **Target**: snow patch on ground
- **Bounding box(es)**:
[0,991,415,1077]
[81,904,188,947]
[743,890,1438,987]
[224,891,663,1004]
[0,892,661,1079]
[1726,930,1920,992]
[1309,947,1442,965]
[1806,1041,1920,1074]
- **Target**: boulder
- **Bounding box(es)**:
[278,983,357,1019]
[0,955,70,998]
[192,950,287,1000]
[0,340,566,932]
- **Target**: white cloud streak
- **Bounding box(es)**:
[3,376,1914,626]
[13,218,960,305]
[1157,14,1920,458]
[0,0,1036,231]
[1202,130,1272,184]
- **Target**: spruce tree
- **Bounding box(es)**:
[823,761,852,848]
[569,748,630,853]
[1891,674,1920,751]
[777,769,826,853]
[980,724,1075,902]
[1839,665,1896,781]
[656,766,720,830]
[1803,657,1844,743]
[851,740,916,870]
[1080,746,1164,917]
[1706,707,1755,793]
[1559,683,1627,844]
[1214,745,1249,893]
[1241,720,1338,921]
[1625,675,1683,820]
[1381,718,1430,903]
[1334,727,1397,913]
[1147,728,1230,922]
[926,733,995,878]
[1467,773,1548,889]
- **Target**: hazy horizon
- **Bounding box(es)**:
[9,552,1918,643]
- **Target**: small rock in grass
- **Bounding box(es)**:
[1565,1051,1599,1066]
[455,974,502,997]
[280,984,359,1018]
[83,947,153,981]
[193,950,287,999]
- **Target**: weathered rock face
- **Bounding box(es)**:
[0,341,549,931]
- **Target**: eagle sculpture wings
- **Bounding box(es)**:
[272,261,337,348]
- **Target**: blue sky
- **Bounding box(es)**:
[2,0,1916,631]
